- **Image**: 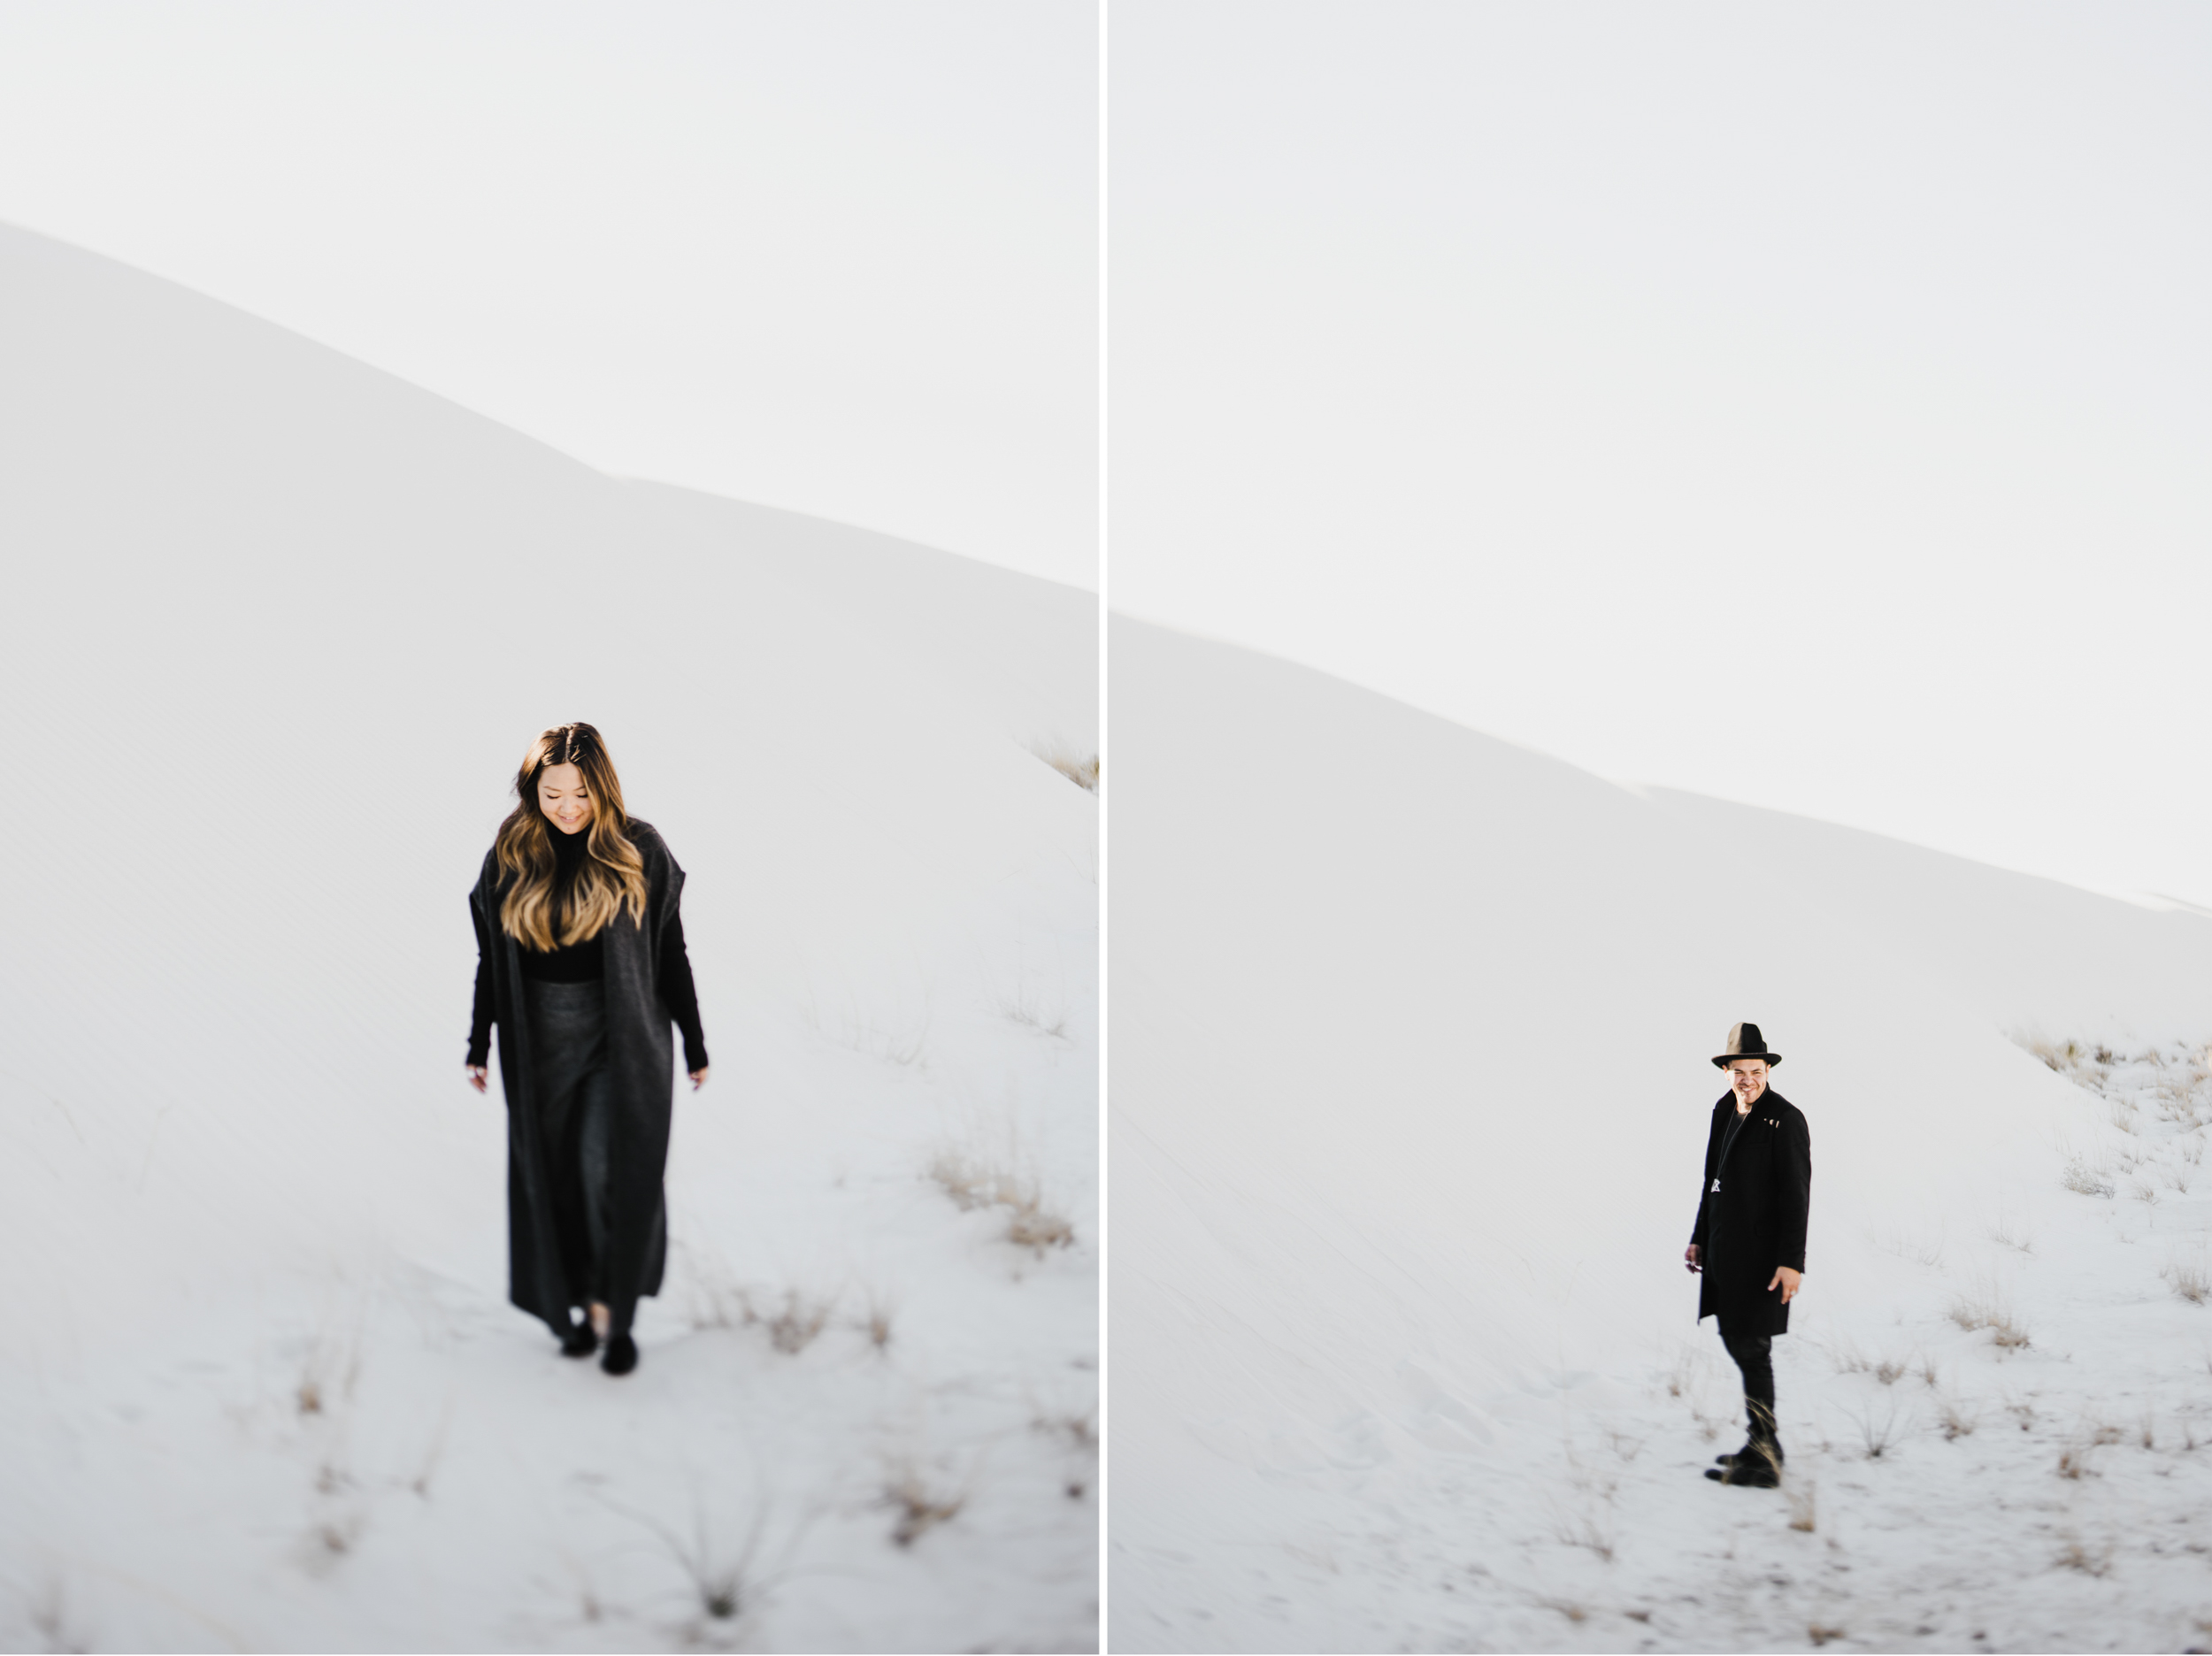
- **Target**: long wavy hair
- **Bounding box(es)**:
[495,723,649,952]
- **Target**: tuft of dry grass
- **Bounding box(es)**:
[999,978,1072,1041]
[765,1289,835,1354]
[1785,1471,1816,1533]
[1845,1395,1909,1459]
[858,1286,896,1351]
[1873,1358,1908,1386]
[1027,743,1100,793]
[885,1471,965,1547]
[2057,1423,2124,1480]
[803,978,933,1069]
[1808,1624,1847,1647]
[1938,1393,1979,1440]
[1552,1511,1615,1564]
[674,1242,842,1355]
[2061,1151,2116,1199]
[1007,1204,1075,1253]
[2163,1256,2211,1305]
[1949,1292,2030,1350]
[927,1144,1075,1255]
[1823,1337,1874,1376]
[928,1146,1023,1213]
[586,1485,781,1629]
[2055,1535,2112,1576]
[1988,1219,2035,1254]
[1035,1410,1098,1455]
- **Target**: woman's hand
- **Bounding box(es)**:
[1769,1265,1802,1304]
[465,1065,488,1093]
[1684,1244,1701,1273]
[689,1066,710,1091]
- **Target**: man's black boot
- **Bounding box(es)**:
[1707,1399,1783,1485]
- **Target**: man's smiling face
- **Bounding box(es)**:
[1727,1058,1770,1109]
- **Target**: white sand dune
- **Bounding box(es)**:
[1110,617,2212,1652]
[0,223,1096,1652]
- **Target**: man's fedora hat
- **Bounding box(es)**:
[1712,1022,1782,1069]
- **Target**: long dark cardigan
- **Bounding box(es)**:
[470,818,686,1337]
[1689,1085,1812,1337]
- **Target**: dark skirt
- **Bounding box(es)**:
[523,977,617,1312]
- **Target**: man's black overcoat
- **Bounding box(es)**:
[1689,1085,1811,1337]
[469,819,687,1336]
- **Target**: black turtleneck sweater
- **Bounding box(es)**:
[467,826,708,1072]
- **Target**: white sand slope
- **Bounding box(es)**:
[1110,617,2212,1653]
[0,223,1096,1652]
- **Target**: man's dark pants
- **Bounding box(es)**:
[1720,1325,1778,1443]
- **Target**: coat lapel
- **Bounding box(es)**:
[1716,1087,1781,1180]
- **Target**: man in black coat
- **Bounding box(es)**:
[1685,1022,1812,1489]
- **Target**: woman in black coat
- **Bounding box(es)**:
[1686,1023,1810,1484]
[465,723,708,1376]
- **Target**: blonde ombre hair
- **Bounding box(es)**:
[495,723,649,952]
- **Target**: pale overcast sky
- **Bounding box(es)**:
[1113,3,2212,907]
[0,1,1096,588]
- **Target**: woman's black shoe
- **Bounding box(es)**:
[601,1332,638,1376]
[560,1322,599,1359]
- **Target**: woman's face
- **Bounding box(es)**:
[536,763,595,836]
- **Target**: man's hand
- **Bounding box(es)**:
[465,1065,488,1094]
[1684,1244,1701,1274]
[1769,1265,1802,1304]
